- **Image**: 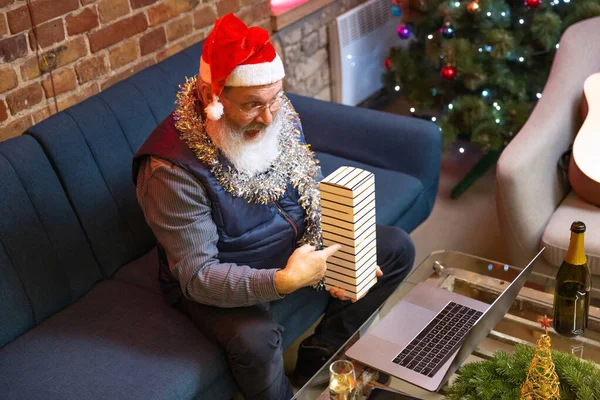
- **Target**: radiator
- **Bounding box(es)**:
[329,0,404,106]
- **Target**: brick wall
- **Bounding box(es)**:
[0,0,270,141]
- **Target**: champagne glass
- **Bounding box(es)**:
[329,360,357,400]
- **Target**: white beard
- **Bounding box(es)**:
[205,110,282,176]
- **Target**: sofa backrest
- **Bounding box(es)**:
[26,42,205,279]
[0,41,206,347]
[0,136,102,347]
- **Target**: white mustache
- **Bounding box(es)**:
[244,123,266,132]
[205,111,282,176]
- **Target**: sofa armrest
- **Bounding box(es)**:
[495,17,600,267]
[287,94,442,188]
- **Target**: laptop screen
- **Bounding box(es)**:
[440,247,546,386]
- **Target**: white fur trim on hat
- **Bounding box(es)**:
[200,54,285,87]
[205,95,224,120]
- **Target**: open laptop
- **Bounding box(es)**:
[346,248,545,392]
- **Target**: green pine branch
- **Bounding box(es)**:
[531,11,561,50]
[563,0,600,27]
[444,344,600,399]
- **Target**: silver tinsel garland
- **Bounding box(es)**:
[173,76,323,251]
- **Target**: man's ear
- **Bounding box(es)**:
[197,81,212,105]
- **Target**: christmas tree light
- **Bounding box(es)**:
[385,0,600,154]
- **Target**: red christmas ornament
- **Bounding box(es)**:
[385,58,393,71]
[525,0,542,8]
[440,65,456,80]
[467,0,480,13]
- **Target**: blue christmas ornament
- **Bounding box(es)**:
[397,25,412,40]
[391,5,402,16]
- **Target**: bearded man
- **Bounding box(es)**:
[133,13,415,400]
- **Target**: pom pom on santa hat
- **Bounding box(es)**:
[200,14,285,120]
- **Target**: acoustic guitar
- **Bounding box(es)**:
[569,72,600,207]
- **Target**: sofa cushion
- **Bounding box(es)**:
[27,95,156,278]
[181,42,204,68]
[124,65,186,125]
[315,151,424,227]
[125,43,202,125]
[113,247,161,294]
[25,43,206,280]
[0,136,101,347]
[0,280,236,400]
[541,191,600,274]
[96,81,163,154]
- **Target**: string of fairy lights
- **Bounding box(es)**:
[387,0,569,153]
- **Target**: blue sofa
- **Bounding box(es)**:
[0,41,440,399]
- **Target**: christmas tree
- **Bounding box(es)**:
[385,0,600,153]
[520,316,560,400]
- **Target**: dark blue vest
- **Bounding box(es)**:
[133,112,307,302]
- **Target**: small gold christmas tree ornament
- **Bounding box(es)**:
[520,316,560,400]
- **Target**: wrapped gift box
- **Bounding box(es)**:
[320,166,377,299]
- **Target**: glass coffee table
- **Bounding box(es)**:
[292,250,600,399]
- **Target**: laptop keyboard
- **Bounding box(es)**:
[392,301,483,377]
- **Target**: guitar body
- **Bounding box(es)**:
[569,72,600,207]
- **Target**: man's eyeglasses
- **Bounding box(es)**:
[222,90,285,118]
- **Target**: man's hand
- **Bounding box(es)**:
[275,244,341,295]
[329,266,383,303]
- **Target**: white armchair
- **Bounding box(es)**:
[496,17,600,280]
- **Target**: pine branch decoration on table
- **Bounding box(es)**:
[519,316,559,400]
[445,338,600,399]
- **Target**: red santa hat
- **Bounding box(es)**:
[200,14,285,120]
